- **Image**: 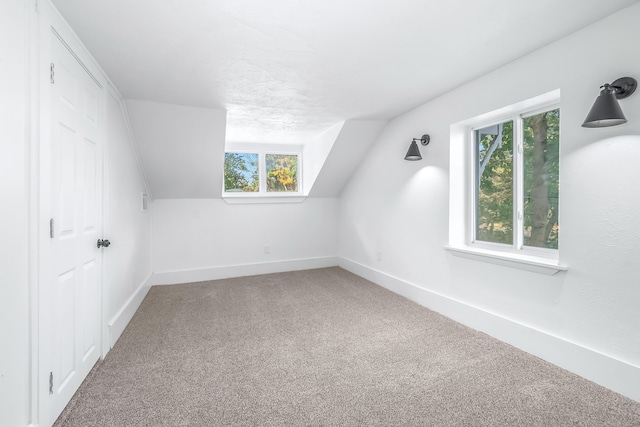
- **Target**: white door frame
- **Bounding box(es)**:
[30,1,110,425]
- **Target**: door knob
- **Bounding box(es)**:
[97,239,111,248]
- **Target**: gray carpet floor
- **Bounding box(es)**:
[54,267,640,426]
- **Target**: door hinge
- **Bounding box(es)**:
[49,218,54,238]
[49,371,53,394]
[50,63,55,84]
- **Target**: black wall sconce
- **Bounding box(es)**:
[404,134,430,161]
[582,77,637,128]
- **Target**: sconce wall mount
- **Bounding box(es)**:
[582,76,637,128]
[404,134,430,161]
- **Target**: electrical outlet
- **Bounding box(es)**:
[376,250,382,261]
[264,245,271,254]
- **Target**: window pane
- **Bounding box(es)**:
[224,152,259,192]
[266,154,298,192]
[523,109,560,249]
[476,121,513,245]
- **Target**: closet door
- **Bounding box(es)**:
[44,32,104,426]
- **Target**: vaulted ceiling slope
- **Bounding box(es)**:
[52,0,638,198]
[306,121,388,198]
[125,100,227,199]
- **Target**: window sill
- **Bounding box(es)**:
[444,245,568,276]
[222,195,306,205]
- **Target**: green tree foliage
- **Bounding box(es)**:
[524,109,559,249]
[476,109,560,249]
[477,120,514,244]
[224,153,258,192]
[266,154,298,192]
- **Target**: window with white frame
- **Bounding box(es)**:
[223,151,300,195]
[472,106,560,253]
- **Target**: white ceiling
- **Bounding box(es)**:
[51,0,638,145]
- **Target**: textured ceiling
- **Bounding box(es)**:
[52,0,638,144]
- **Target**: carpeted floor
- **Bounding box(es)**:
[54,267,640,426]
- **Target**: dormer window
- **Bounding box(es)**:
[223,148,300,196]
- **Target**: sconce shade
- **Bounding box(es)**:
[582,86,627,128]
[404,140,422,161]
[404,134,430,161]
[582,77,637,128]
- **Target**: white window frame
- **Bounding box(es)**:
[446,90,567,275]
[222,144,303,203]
[470,104,559,258]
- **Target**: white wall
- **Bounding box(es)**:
[0,2,30,426]
[104,89,153,347]
[152,198,339,284]
[339,4,640,400]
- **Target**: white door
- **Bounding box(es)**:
[43,33,104,426]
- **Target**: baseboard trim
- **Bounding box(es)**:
[152,256,339,286]
[338,257,640,402]
[107,273,152,348]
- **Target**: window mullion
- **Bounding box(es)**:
[472,129,479,244]
[514,116,525,250]
[259,152,266,193]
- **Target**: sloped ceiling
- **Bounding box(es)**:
[307,121,388,198]
[51,0,638,198]
[125,100,226,199]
